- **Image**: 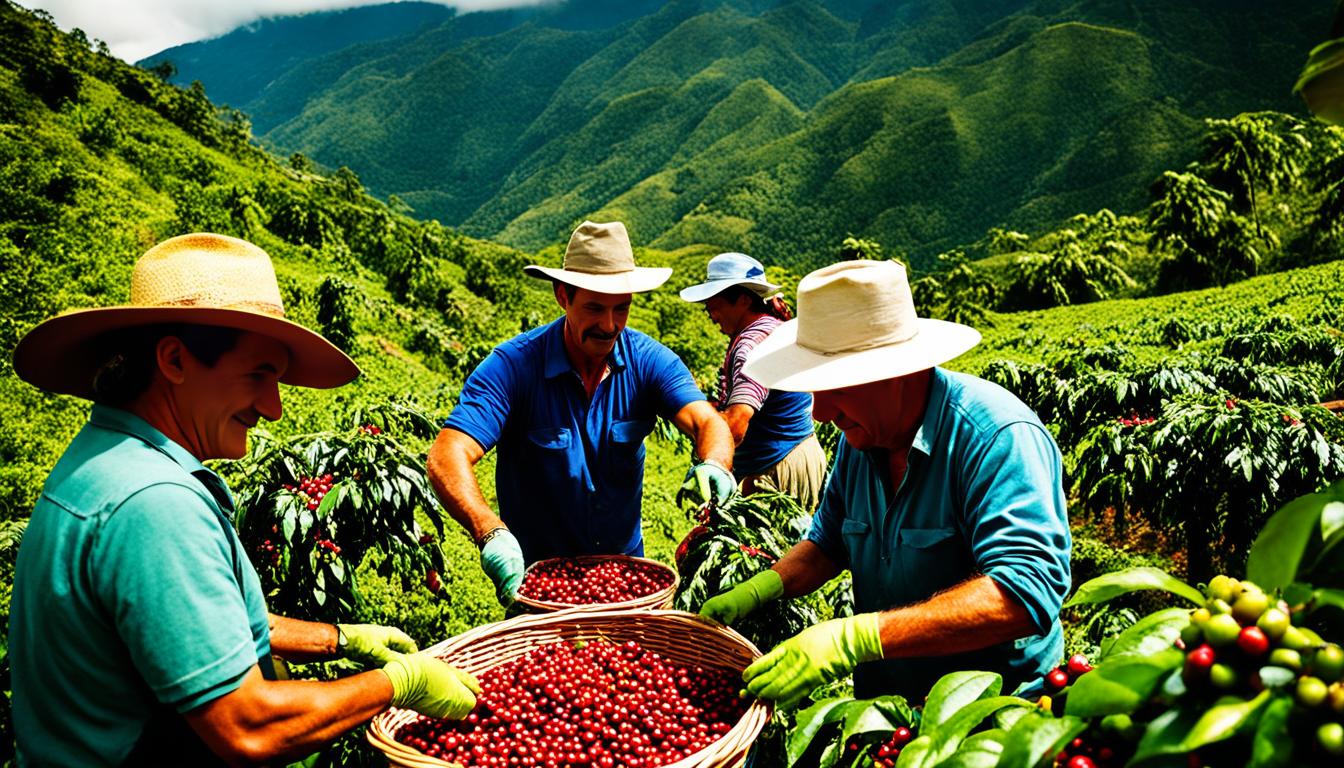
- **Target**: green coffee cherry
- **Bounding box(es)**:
[1256,608,1290,642]
[1204,613,1242,647]
[1297,675,1329,708]
[1209,663,1239,690]
[1206,598,1233,616]
[1180,623,1204,648]
[1327,682,1344,715]
[1190,607,1212,627]
[1316,722,1344,757]
[1232,590,1270,625]
[1312,644,1344,683]
[1207,575,1239,603]
[1268,647,1302,671]
[1282,626,1311,651]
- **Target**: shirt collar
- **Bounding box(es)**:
[910,367,950,457]
[88,403,211,476]
[542,316,628,379]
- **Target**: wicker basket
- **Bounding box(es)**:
[512,554,679,612]
[367,609,772,768]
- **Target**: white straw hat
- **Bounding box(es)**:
[742,260,980,392]
[13,233,360,399]
[524,220,671,294]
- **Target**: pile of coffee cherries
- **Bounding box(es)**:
[519,558,675,605]
[394,639,748,767]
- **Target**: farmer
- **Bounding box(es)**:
[679,253,826,510]
[699,260,1071,705]
[428,220,736,604]
[8,234,479,766]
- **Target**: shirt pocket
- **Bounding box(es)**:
[525,427,575,488]
[898,526,964,598]
[606,419,652,478]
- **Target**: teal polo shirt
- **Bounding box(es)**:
[446,317,705,562]
[807,368,1071,700]
[9,405,271,767]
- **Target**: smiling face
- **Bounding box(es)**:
[555,283,632,363]
[171,331,289,460]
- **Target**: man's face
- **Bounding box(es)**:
[556,284,632,361]
[812,378,901,451]
[703,292,748,337]
[174,331,289,460]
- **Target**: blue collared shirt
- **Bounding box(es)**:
[445,317,706,561]
[10,405,271,767]
[807,368,1071,699]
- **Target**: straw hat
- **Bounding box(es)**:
[13,233,360,399]
[678,252,780,303]
[524,221,671,294]
[742,260,980,392]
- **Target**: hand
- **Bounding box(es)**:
[677,460,736,508]
[699,570,783,625]
[480,529,525,606]
[337,623,417,666]
[381,653,480,720]
[742,614,884,709]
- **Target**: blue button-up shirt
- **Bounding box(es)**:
[808,367,1071,699]
[446,317,706,561]
[10,406,271,766]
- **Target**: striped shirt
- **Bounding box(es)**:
[717,316,814,475]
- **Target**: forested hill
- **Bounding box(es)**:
[143,0,1329,269]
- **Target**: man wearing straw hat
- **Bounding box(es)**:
[429,221,735,604]
[8,234,480,766]
[680,252,827,511]
[700,260,1070,706]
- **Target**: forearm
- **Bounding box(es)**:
[693,410,735,470]
[188,666,393,765]
[427,430,504,542]
[720,404,754,447]
[268,614,338,663]
[874,575,1037,659]
[774,540,843,598]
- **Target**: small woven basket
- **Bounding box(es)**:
[512,554,679,612]
[367,609,771,768]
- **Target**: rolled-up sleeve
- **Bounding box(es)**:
[961,422,1071,635]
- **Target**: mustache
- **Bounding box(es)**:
[584,329,619,342]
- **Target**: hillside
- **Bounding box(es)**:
[146,0,1330,268]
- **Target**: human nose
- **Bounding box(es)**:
[812,391,837,423]
[257,380,283,422]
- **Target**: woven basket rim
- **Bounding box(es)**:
[367,608,771,768]
[513,554,679,612]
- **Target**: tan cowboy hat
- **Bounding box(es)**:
[523,220,671,294]
[13,233,360,399]
[742,260,980,392]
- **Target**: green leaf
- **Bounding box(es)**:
[1102,608,1190,660]
[840,699,911,745]
[939,729,1006,768]
[1311,587,1344,613]
[921,671,1002,731]
[1133,691,1270,762]
[996,712,1087,768]
[898,696,1029,768]
[1064,567,1203,607]
[1249,695,1295,768]
[1247,481,1344,590]
[1065,649,1183,718]
[895,735,933,768]
[788,698,868,766]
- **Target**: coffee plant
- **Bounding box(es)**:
[220,400,448,622]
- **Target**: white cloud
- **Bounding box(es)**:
[21,0,552,63]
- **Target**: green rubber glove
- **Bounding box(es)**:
[677,460,736,508]
[480,529,525,605]
[337,624,417,666]
[742,613,884,709]
[700,570,783,625]
[381,653,481,720]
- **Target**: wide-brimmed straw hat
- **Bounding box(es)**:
[13,233,360,399]
[742,260,980,392]
[523,221,671,294]
[678,252,780,303]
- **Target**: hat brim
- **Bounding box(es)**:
[678,277,781,303]
[742,318,981,392]
[523,265,671,294]
[13,306,361,399]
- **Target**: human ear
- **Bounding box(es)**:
[155,336,188,385]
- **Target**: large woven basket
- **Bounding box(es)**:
[512,554,679,612]
[367,609,772,768]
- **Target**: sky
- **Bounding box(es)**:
[23,0,549,62]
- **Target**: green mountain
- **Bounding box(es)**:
[149,0,1329,268]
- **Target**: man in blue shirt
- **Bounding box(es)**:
[700,260,1071,705]
[428,221,736,603]
[9,234,479,766]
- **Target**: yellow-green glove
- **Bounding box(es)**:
[677,460,736,508]
[700,570,784,625]
[381,653,480,720]
[742,613,884,709]
[337,623,417,666]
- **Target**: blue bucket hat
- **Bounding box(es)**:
[678,252,781,303]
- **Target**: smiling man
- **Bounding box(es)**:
[428,221,734,604]
[8,234,480,767]
[698,260,1071,706]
